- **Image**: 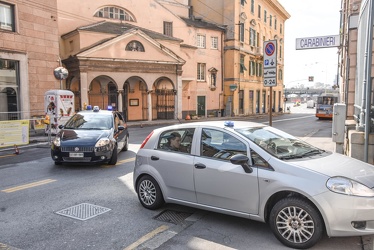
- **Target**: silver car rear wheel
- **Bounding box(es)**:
[269,197,323,249]
[137,175,164,210]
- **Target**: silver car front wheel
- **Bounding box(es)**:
[137,175,164,210]
[269,197,324,249]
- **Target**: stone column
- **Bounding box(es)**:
[118,90,123,112]
[147,91,152,121]
[176,66,183,119]
[80,72,88,110]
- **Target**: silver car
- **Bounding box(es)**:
[134,121,374,249]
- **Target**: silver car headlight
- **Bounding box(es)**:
[52,137,60,147]
[326,177,374,197]
[95,138,111,152]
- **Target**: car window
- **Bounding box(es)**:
[157,128,195,154]
[250,149,272,169]
[201,128,247,160]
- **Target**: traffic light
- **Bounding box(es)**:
[308,76,314,82]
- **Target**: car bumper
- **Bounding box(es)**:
[314,191,374,237]
[51,148,113,163]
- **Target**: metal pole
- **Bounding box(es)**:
[364,0,374,162]
[269,86,273,126]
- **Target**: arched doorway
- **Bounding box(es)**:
[152,78,175,120]
[88,76,118,110]
[123,77,148,121]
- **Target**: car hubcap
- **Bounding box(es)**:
[276,206,314,243]
[139,180,156,205]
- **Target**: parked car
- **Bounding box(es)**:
[51,106,129,165]
[134,121,374,249]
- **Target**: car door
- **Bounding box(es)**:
[193,127,259,214]
[149,128,197,203]
[114,112,126,150]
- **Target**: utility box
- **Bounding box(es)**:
[332,103,346,143]
[44,90,74,135]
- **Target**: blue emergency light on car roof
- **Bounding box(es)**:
[224,121,234,127]
[107,105,113,111]
[93,106,100,112]
[86,105,92,110]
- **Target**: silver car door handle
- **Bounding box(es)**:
[151,156,159,161]
[195,163,206,169]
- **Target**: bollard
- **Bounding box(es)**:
[14,144,20,155]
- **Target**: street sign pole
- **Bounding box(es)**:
[269,84,274,126]
[263,40,277,126]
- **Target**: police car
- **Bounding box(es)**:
[51,106,129,165]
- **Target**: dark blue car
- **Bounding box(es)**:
[51,107,129,165]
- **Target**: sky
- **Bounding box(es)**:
[277,0,341,88]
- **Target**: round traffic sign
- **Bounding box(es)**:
[265,42,275,56]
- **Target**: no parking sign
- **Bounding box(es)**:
[263,40,277,87]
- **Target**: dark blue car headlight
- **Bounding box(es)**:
[95,138,111,152]
[52,137,61,147]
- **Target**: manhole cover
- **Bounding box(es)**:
[55,203,111,221]
[153,209,192,224]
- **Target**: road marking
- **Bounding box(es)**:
[117,157,135,165]
[123,225,169,250]
[1,179,57,193]
[264,115,315,124]
[0,154,16,159]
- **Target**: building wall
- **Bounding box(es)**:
[0,0,59,118]
[191,0,290,116]
[57,0,224,120]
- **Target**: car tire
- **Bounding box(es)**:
[122,136,129,152]
[108,145,118,165]
[269,197,324,249]
[137,175,164,210]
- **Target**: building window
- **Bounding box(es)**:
[197,34,206,48]
[264,10,267,23]
[211,36,218,49]
[251,0,255,13]
[258,63,263,76]
[94,6,135,22]
[280,23,283,34]
[278,69,283,80]
[258,5,261,19]
[0,2,15,31]
[239,23,244,42]
[240,54,247,73]
[197,63,206,81]
[274,19,277,30]
[0,59,19,120]
[163,21,173,37]
[279,45,282,58]
[269,15,272,27]
[125,40,145,51]
[250,60,256,76]
[241,0,247,6]
[249,28,256,46]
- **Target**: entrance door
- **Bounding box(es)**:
[156,89,175,119]
[197,96,206,116]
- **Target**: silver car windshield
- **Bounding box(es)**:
[235,126,325,159]
[64,113,113,130]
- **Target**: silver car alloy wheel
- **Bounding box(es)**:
[275,205,314,243]
[139,180,157,206]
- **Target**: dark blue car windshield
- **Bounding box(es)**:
[64,113,113,130]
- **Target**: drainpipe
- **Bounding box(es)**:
[364,0,374,162]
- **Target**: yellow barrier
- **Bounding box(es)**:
[0,120,29,148]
